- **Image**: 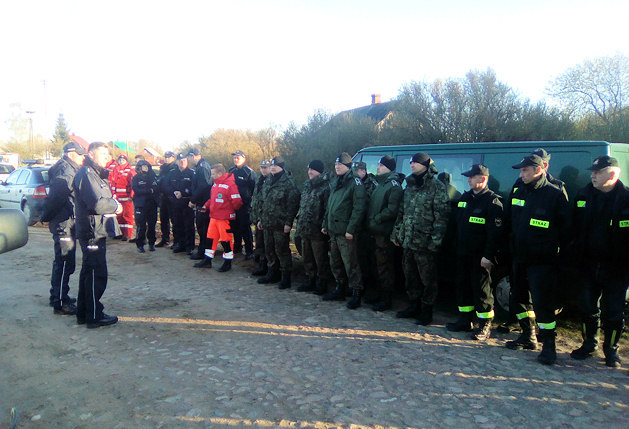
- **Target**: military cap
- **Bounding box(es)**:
[187,147,200,156]
[462,164,489,177]
[260,159,271,167]
[164,151,175,158]
[271,156,285,168]
[411,152,432,167]
[63,141,87,155]
[511,155,545,169]
[231,150,246,157]
[586,155,619,171]
[176,153,187,160]
[531,148,551,162]
[352,161,367,171]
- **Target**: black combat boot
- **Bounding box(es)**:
[537,329,557,365]
[217,259,232,272]
[194,257,213,268]
[505,318,539,350]
[446,312,474,332]
[297,276,316,292]
[155,240,168,248]
[396,300,422,319]
[346,288,361,309]
[570,318,599,360]
[603,322,624,368]
[148,243,156,251]
[313,278,328,296]
[257,267,281,284]
[372,291,392,312]
[278,271,292,289]
[322,282,345,301]
[137,246,145,253]
[252,258,268,276]
[415,304,433,326]
[472,320,492,341]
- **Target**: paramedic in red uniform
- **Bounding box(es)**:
[109,154,136,240]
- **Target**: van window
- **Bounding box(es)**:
[396,153,480,194]
[482,152,530,197]
[358,154,384,176]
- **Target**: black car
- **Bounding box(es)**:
[0,165,49,226]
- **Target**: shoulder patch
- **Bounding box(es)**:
[391,180,399,187]
[355,178,363,186]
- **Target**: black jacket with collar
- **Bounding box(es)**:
[73,157,120,241]
[190,158,213,206]
[41,156,81,228]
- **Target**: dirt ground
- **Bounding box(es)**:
[0,225,627,428]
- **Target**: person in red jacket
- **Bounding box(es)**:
[109,154,136,240]
[198,163,243,272]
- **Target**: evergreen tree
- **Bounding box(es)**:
[50,114,72,157]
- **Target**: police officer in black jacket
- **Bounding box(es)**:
[570,156,629,368]
[445,164,504,341]
[155,151,177,247]
[187,148,213,262]
[504,154,570,365]
[132,160,159,253]
[73,142,122,328]
[41,142,86,315]
[167,153,195,254]
[229,150,256,258]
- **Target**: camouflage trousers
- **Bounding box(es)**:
[254,225,265,257]
[374,235,396,293]
[329,234,363,291]
[402,248,438,305]
[263,229,292,271]
[302,237,331,280]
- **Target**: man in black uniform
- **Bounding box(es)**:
[73,142,122,328]
[229,150,256,259]
[445,164,504,341]
[570,156,629,368]
[41,142,86,315]
[131,160,159,253]
[504,154,570,365]
[187,148,213,264]
[156,151,177,247]
[167,153,195,254]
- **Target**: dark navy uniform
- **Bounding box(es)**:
[570,157,629,367]
[73,155,120,324]
[229,162,256,255]
[41,154,81,310]
[166,162,195,252]
[190,157,213,257]
[131,160,159,250]
[451,185,504,331]
[157,158,177,245]
[504,155,570,364]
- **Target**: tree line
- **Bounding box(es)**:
[2,54,627,182]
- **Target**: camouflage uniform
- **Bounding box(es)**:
[356,172,378,296]
[259,170,300,271]
[250,172,268,258]
[323,169,367,292]
[295,173,331,283]
[392,164,450,307]
[366,171,404,299]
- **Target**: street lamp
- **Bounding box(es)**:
[25,110,35,155]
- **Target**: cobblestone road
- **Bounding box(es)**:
[0,227,627,428]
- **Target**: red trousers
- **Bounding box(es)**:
[117,200,134,238]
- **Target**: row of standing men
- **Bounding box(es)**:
[43,142,629,369]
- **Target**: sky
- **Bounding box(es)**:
[1,0,627,151]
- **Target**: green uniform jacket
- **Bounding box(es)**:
[323,169,367,236]
[391,165,451,252]
[296,173,330,240]
[259,170,301,231]
[367,171,404,237]
[250,174,267,224]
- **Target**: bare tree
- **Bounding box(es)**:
[548,53,629,123]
